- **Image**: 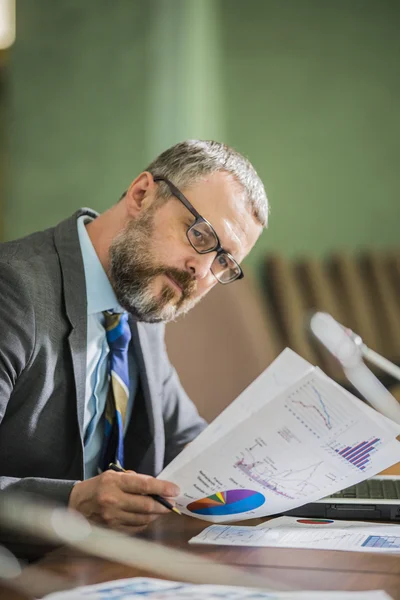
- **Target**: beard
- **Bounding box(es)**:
[108,209,200,323]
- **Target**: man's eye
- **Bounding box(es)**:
[192,228,204,241]
[217,255,229,268]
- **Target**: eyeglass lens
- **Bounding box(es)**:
[187,222,240,283]
[187,221,218,253]
[212,254,241,283]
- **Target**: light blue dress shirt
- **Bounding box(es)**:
[77,215,138,478]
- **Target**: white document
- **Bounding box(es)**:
[189,516,400,553]
[159,349,400,522]
[42,576,394,600]
[161,349,313,479]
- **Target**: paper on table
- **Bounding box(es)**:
[41,576,394,600]
[256,515,400,531]
[189,516,400,553]
[160,359,400,522]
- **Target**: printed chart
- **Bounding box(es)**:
[235,448,323,500]
[296,519,334,525]
[334,438,381,470]
[187,490,265,516]
[284,382,356,438]
[362,535,400,549]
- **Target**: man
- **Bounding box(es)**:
[0,140,268,548]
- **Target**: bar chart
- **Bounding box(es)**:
[362,535,400,549]
[334,438,381,470]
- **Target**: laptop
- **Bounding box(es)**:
[285,475,400,521]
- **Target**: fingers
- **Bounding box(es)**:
[97,471,177,516]
[118,493,171,516]
[69,470,179,535]
[118,472,180,499]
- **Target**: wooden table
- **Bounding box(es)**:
[1,513,400,599]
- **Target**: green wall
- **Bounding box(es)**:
[5,1,150,239]
[220,0,400,267]
[5,0,400,274]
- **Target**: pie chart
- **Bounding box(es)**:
[187,489,265,516]
[296,519,334,525]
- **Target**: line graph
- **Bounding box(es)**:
[234,448,323,500]
[294,385,332,428]
[284,380,356,438]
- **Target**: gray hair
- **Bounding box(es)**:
[145,140,269,228]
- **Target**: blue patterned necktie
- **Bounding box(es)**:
[99,311,131,471]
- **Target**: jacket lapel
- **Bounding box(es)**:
[53,209,98,438]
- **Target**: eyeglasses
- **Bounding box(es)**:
[153,175,244,285]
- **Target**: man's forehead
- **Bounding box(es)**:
[185,171,259,254]
[222,218,242,250]
[183,172,245,225]
[187,170,240,198]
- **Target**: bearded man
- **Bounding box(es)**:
[0,140,268,555]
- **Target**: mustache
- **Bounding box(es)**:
[159,267,197,298]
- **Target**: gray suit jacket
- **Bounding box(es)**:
[0,209,206,507]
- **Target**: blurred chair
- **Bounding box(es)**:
[165,270,283,422]
[328,253,384,356]
[359,252,400,361]
[263,250,400,392]
[263,255,319,366]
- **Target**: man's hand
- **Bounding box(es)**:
[68,470,180,534]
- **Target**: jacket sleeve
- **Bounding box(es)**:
[0,262,77,504]
[0,262,35,421]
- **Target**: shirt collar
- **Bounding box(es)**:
[77,214,123,315]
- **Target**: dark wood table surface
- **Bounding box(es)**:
[1,513,400,599]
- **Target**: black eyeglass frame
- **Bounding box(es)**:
[152,175,244,284]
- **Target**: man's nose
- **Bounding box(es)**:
[186,252,215,281]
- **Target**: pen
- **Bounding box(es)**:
[108,463,181,515]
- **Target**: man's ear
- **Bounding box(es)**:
[124,172,156,218]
